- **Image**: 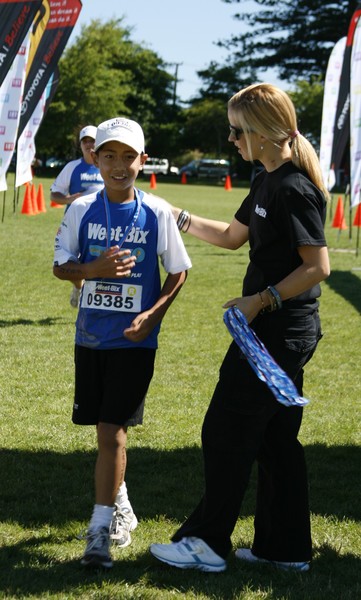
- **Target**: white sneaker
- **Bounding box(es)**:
[109,503,138,548]
[235,548,310,572]
[70,285,81,308]
[150,537,227,573]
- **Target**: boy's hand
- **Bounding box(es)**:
[123,311,155,343]
[86,246,136,279]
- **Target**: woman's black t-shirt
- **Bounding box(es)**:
[235,161,327,308]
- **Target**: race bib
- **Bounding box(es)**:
[81,280,142,313]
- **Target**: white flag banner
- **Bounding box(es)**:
[319,36,346,191]
[0,32,30,192]
[350,18,361,208]
[15,90,46,188]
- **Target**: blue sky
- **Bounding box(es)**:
[70,0,281,103]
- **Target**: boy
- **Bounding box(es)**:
[53,117,191,568]
[50,125,104,308]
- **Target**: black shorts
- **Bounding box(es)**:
[73,345,156,426]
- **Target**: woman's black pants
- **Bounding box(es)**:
[172,309,322,561]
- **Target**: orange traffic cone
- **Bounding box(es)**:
[36,182,46,213]
[332,196,347,229]
[31,183,39,215]
[21,183,34,215]
[150,173,157,189]
[224,174,232,191]
[353,203,361,226]
[181,172,187,184]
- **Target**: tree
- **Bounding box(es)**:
[180,98,230,158]
[219,0,359,82]
[196,61,255,102]
[288,77,324,148]
[36,19,177,159]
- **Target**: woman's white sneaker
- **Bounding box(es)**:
[235,548,310,571]
[150,537,226,572]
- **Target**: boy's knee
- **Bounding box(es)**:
[97,422,127,449]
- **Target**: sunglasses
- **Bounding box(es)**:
[229,125,246,140]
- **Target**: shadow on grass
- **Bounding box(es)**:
[0,541,359,600]
[0,444,359,598]
[324,270,361,314]
[0,444,359,526]
[0,317,69,328]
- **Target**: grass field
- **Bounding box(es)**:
[0,174,360,599]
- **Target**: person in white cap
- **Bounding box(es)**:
[53,117,192,569]
[50,126,104,308]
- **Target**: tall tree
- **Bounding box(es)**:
[219,0,359,82]
[288,77,324,147]
[36,19,176,159]
[196,61,255,102]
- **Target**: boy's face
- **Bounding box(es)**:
[80,136,96,163]
[92,141,148,199]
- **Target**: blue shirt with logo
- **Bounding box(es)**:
[54,189,192,350]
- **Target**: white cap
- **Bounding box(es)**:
[79,125,97,141]
[94,117,145,154]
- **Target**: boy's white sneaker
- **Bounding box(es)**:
[109,503,138,548]
[235,548,310,571]
[150,537,227,573]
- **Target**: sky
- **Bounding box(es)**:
[69,0,281,104]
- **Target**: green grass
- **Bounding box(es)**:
[0,174,360,599]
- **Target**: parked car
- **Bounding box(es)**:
[179,159,230,179]
[179,160,200,177]
[143,157,169,176]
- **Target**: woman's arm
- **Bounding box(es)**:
[224,245,330,323]
[172,205,249,250]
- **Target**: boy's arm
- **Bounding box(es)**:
[53,247,136,282]
[123,271,188,343]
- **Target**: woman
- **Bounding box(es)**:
[150,83,330,573]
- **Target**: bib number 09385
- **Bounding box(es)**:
[86,293,134,310]
[81,280,142,313]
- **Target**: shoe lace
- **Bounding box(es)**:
[111,503,134,535]
[86,528,109,553]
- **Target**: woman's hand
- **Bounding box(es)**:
[223,294,263,324]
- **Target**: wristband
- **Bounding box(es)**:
[176,209,190,231]
[267,286,282,310]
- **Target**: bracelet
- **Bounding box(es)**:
[258,291,265,313]
[267,285,283,310]
[182,213,191,232]
[263,288,277,312]
[176,209,190,231]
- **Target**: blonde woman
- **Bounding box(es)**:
[150,84,330,573]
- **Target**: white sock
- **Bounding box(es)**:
[115,481,132,509]
[88,504,114,533]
